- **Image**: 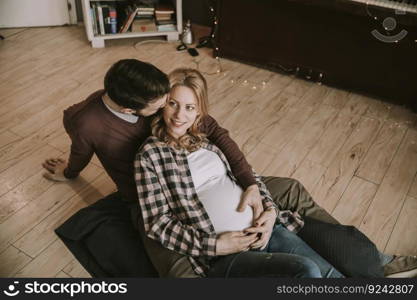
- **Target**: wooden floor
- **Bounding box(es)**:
[1,26,416,278]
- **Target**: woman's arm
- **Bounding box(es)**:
[135,154,217,258]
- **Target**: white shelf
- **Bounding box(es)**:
[81,0,182,48]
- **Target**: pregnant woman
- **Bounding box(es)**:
[134,68,345,278]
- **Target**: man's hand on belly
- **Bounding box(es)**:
[237,184,263,221]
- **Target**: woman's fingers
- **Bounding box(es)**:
[243,226,267,234]
[240,233,259,248]
[250,234,268,249]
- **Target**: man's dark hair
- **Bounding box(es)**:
[104,59,170,110]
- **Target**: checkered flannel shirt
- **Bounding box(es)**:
[134,136,304,276]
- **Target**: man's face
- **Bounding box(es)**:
[137,94,168,117]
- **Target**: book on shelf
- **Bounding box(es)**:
[119,6,140,33]
[157,24,176,32]
[90,3,98,35]
[155,13,172,20]
[135,14,154,20]
[97,5,105,35]
[156,19,175,25]
[102,6,111,34]
[132,18,157,32]
[155,3,175,14]
[90,1,119,35]
[109,7,117,34]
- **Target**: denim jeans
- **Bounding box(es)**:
[208,224,344,278]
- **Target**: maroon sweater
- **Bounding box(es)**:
[63,90,256,202]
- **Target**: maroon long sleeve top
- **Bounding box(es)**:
[63,90,255,202]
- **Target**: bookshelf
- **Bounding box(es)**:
[81,0,183,48]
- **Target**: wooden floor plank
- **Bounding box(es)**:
[408,173,417,199]
[282,78,314,98]
[312,117,381,212]
[364,98,392,121]
[246,105,314,173]
[306,112,361,167]
[387,105,417,127]
[0,130,20,149]
[340,94,371,116]
[0,144,61,196]
[291,159,327,200]
[55,271,71,278]
[14,239,74,278]
[384,196,417,255]
[0,245,32,277]
[321,87,349,110]
[0,164,103,253]
[360,129,417,250]
[0,79,80,134]
[0,169,54,223]
[267,105,336,177]
[13,173,115,258]
[296,84,329,109]
[331,176,378,227]
[356,121,407,184]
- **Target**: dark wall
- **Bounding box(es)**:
[182,0,211,26]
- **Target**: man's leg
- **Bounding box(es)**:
[263,176,338,224]
[129,202,199,278]
[263,176,417,277]
[265,224,344,278]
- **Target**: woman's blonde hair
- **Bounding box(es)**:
[151,68,209,151]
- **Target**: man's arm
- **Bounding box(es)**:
[201,115,266,218]
[62,111,94,178]
[42,111,94,181]
[200,115,256,188]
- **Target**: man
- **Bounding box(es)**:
[44,59,416,278]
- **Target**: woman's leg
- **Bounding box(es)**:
[265,224,345,278]
[208,251,322,278]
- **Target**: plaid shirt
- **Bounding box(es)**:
[134,136,304,276]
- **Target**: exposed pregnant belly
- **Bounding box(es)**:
[197,176,254,234]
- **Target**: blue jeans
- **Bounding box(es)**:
[208,224,344,278]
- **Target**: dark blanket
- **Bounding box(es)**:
[55,192,158,277]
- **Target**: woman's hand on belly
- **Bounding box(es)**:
[215,231,259,256]
[243,208,277,250]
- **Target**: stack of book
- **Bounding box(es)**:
[132,4,157,32]
[155,3,176,32]
[90,1,118,35]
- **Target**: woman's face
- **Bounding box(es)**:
[163,85,199,139]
